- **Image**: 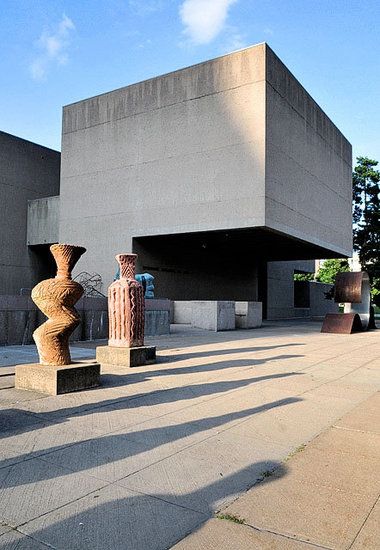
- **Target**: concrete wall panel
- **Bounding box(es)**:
[27,196,60,246]
[265,47,352,256]
[0,132,60,294]
[60,45,267,289]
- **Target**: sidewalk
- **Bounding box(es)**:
[174,392,380,549]
[0,322,378,549]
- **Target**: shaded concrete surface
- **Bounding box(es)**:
[0,321,378,549]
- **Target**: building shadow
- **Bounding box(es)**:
[0,459,289,549]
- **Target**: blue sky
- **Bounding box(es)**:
[1,0,379,163]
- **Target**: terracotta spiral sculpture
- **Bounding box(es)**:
[108,254,145,347]
[32,244,86,365]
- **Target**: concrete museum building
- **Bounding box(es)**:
[1,43,352,324]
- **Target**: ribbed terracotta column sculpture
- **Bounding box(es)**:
[108,254,145,347]
[32,244,86,365]
[96,252,156,368]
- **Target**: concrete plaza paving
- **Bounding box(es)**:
[0,321,378,549]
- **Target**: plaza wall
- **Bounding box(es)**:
[267,260,314,319]
[0,296,170,346]
[267,260,339,320]
[0,132,60,294]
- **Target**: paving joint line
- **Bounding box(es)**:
[1,360,346,473]
[0,526,57,549]
[241,520,334,549]
[347,493,380,549]
[14,483,110,530]
[35,399,286,486]
[0,374,287,471]
[332,424,379,436]
[107,481,210,517]
[106,404,295,485]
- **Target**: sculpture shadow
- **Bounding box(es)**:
[0,460,289,549]
[0,370,303,440]
[157,342,304,363]
[0,396,301,488]
[101,353,304,387]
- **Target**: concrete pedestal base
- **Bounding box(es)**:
[96,345,156,368]
[15,361,101,395]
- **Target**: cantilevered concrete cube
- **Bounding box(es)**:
[57,43,352,304]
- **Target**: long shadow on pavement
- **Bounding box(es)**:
[0,397,300,488]
[157,342,304,362]
[0,371,303,439]
[0,460,289,550]
[101,353,304,387]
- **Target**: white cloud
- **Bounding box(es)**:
[30,15,75,81]
[179,0,238,45]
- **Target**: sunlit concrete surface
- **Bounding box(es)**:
[0,321,378,549]
[174,392,380,549]
[59,44,352,297]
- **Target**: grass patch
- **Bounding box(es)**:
[215,513,245,524]
[284,444,306,462]
[260,469,274,478]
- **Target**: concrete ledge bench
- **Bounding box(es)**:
[235,301,262,329]
[173,300,235,331]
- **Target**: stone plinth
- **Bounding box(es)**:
[235,301,262,329]
[15,361,100,395]
[96,345,156,368]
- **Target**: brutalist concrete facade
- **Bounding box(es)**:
[59,43,352,311]
[0,132,60,294]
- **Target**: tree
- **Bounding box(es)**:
[315,259,350,285]
[352,157,380,282]
[293,272,314,281]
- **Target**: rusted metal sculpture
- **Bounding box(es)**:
[32,244,86,365]
[108,254,145,347]
[321,271,372,334]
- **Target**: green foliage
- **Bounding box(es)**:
[284,444,306,462]
[371,277,380,306]
[293,272,314,281]
[315,259,350,284]
[216,514,245,524]
[352,157,380,282]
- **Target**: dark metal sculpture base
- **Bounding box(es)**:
[321,313,363,334]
